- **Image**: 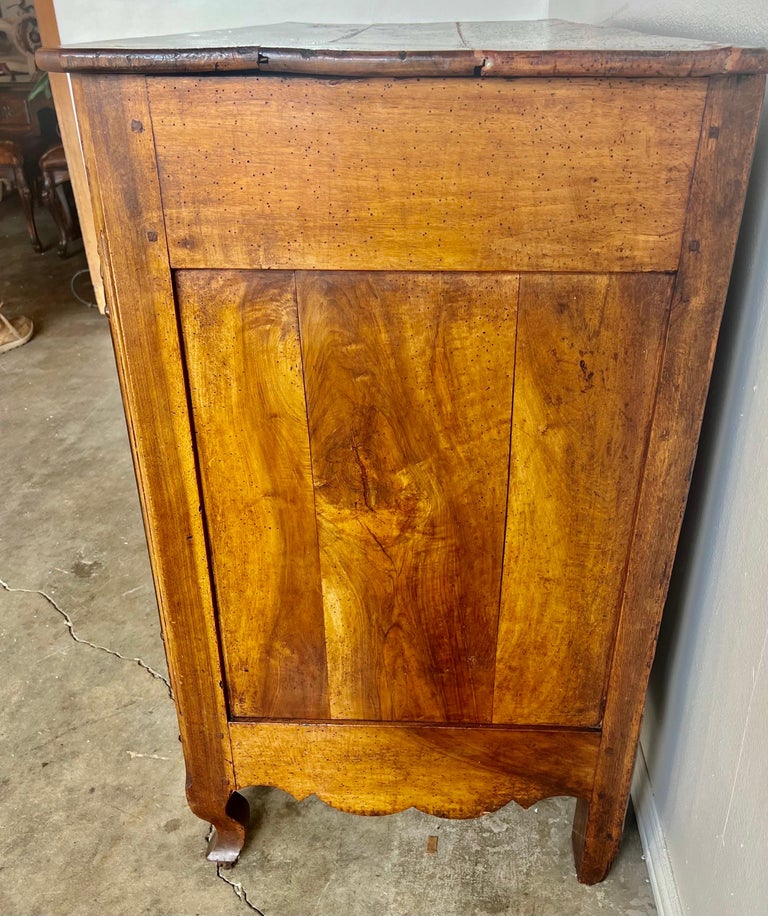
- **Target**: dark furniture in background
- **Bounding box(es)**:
[39,143,79,256]
[0,81,76,253]
[0,136,39,249]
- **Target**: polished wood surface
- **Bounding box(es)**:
[300,271,517,723]
[494,273,672,726]
[48,20,768,884]
[177,269,329,720]
[149,76,705,273]
[179,268,674,730]
[38,19,768,77]
[181,269,517,722]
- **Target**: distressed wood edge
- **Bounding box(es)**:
[70,72,238,828]
[46,73,106,311]
[38,45,768,77]
[230,722,601,817]
[572,72,766,885]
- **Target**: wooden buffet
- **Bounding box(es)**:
[39,20,768,883]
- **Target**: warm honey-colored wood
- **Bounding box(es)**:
[494,273,672,726]
[229,722,600,816]
[298,271,517,723]
[177,269,329,720]
[46,22,768,884]
[70,74,245,861]
[148,76,706,273]
[37,20,768,77]
[572,73,765,885]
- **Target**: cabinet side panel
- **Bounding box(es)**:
[494,273,672,726]
[297,271,518,723]
[176,269,329,719]
[70,75,236,819]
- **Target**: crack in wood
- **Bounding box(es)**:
[350,436,375,512]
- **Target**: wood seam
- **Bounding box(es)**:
[491,273,522,723]
[293,269,332,717]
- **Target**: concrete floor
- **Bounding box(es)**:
[0,196,657,916]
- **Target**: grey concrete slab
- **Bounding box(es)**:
[0,198,656,916]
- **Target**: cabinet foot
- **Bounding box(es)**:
[571,795,629,884]
[200,790,250,865]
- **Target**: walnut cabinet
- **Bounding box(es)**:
[40,21,768,883]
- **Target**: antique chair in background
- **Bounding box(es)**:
[39,143,79,256]
[0,137,40,250]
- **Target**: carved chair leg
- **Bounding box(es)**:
[41,176,71,257]
[54,184,76,257]
[14,164,42,253]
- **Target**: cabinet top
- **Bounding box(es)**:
[37,19,768,78]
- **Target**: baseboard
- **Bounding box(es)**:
[631,742,684,916]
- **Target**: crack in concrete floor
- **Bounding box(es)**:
[0,575,173,697]
[205,823,267,914]
[217,863,267,915]
[1,572,268,914]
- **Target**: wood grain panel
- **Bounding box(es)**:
[148,76,706,273]
[230,721,600,816]
[494,273,672,726]
[298,272,518,723]
[176,270,328,720]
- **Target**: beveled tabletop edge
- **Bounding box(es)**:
[36,20,768,77]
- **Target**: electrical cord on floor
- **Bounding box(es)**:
[70,268,98,309]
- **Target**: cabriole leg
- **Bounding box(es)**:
[188,786,250,865]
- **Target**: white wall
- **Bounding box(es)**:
[549,1,768,46]
[550,3,768,915]
[51,0,547,44]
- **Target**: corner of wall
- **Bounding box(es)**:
[631,743,684,916]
